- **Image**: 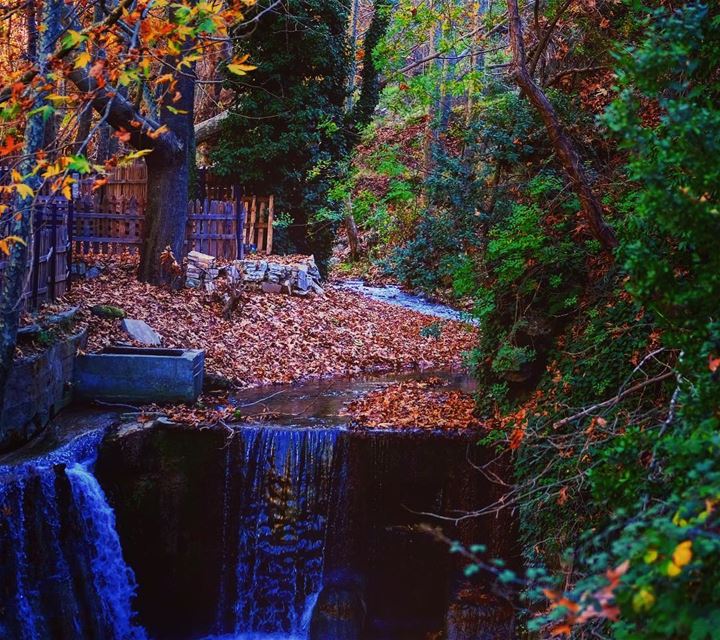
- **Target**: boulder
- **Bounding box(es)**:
[294,269,310,292]
[86,265,103,279]
[121,318,162,346]
[46,306,80,326]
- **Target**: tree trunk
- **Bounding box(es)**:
[137,7,197,284]
[0,0,60,410]
[345,196,360,261]
[506,0,617,250]
[139,152,190,282]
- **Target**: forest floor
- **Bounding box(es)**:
[64,255,477,389]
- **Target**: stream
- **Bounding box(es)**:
[336,279,477,324]
[0,289,515,640]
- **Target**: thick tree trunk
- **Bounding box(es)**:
[506,0,617,250]
[139,152,190,282]
[138,7,196,284]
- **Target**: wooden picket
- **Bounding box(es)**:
[0,197,70,310]
[71,193,273,257]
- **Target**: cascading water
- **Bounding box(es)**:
[211,426,340,640]
[0,430,146,640]
[66,462,147,640]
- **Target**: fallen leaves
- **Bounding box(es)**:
[342,378,479,431]
[64,255,478,389]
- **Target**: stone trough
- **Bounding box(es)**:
[74,346,204,404]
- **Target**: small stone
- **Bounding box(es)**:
[187,250,216,266]
[262,282,283,294]
[310,281,325,296]
[46,306,80,326]
[121,319,162,346]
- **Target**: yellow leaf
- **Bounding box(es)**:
[14,183,34,199]
[0,235,26,255]
[632,588,655,612]
[643,548,658,564]
[124,149,153,160]
[666,561,682,577]
[74,51,92,69]
[42,162,62,179]
[672,540,692,568]
[227,63,257,76]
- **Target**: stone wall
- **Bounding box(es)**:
[184,252,324,296]
[0,328,87,452]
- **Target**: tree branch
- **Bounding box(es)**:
[194,109,229,143]
[506,0,618,250]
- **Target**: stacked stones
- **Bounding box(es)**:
[238,256,324,296]
[186,251,220,292]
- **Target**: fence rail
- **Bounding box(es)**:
[0,197,71,309]
[71,193,273,256]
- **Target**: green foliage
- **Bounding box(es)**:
[513,5,720,638]
[212,0,351,271]
[420,321,443,339]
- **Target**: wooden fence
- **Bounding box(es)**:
[72,193,274,257]
[0,161,274,309]
[0,197,71,309]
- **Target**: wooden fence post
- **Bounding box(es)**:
[49,200,57,301]
[234,183,245,260]
[266,195,274,254]
[67,196,74,291]
[31,201,42,309]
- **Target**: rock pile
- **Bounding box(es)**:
[238,257,324,296]
[186,251,220,292]
[185,253,324,297]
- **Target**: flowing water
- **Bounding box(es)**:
[0,372,510,640]
[0,429,145,640]
[211,426,341,640]
[336,278,477,324]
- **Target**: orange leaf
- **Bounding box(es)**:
[709,355,720,373]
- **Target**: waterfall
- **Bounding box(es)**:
[212,426,339,639]
[0,430,146,640]
[66,461,147,640]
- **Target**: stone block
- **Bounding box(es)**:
[295,270,310,292]
[74,347,205,403]
[187,250,216,267]
[0,328,87,452]
[262,282,283,294]
[121,319,162,346]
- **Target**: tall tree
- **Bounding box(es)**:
[213,0,352,270]
[0,0,254,401]
[505,0,617,250]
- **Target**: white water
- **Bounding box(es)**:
[66,461,147,640]
[337,278,477,323]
